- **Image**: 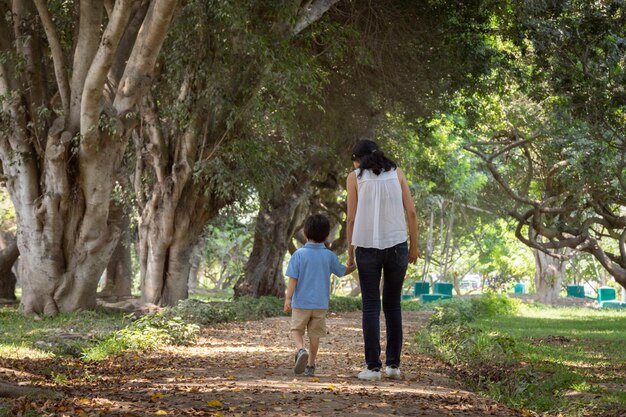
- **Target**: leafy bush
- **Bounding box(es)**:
[166,296,283,325]
[401,299,433,311]
[417,322,517,367]
[417,294,519,369]
[82,313,199,361]
[328,296,361,312]
[428,294,519,327]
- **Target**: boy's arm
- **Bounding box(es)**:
[344,264,356,276]
[284,277,297,312]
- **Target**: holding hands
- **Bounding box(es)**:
[409,244,421,264]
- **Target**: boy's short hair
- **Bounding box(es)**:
[304,214,330,243]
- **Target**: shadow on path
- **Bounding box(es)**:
[1,311,525,416]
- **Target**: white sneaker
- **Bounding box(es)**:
[385,366,401,379]
[357,368,381,381]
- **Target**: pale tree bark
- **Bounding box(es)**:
[136,95,227,306]
[131,1,341,305]
[235,179,313,298]
[138,182,221,305]
[187,239,204,294]
[349,275,362,297]
[533,249,568,304]
[0,0,179,315]
[99,212,133,299]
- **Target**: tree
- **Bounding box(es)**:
[132,0,340,306]
[0,0,179,315]
[447,0,626,291]
[0,188,17,300]
[0,232,18,300]
[236,0,507,297]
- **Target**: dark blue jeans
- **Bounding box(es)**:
[355,241,408,370]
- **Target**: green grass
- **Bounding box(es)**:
[418,300,626,416]
[0,307,126,359]
[2,295,364,361]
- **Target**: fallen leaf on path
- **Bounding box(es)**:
[207,399,222,408]
[150,393,165,402]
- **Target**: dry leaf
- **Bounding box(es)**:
[207,399,222,408]
[154,410,168,415]
[150,393,165,402]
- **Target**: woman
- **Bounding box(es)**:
[346,139,419,381]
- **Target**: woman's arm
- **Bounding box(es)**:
[346,171,358,267]
[397,168,420,264]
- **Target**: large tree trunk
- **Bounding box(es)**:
[0,240,18,300]
[534,249,568,304]
[187,239,204,294]
[100,213,133,299]
[139,185,220,306]
[0,1,178,315]
[235,182,312,298]
[129,2,341,304]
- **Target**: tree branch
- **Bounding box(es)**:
[33,0,70,117]
[293,0,340,35]
[81,0,134,145]
[109,1,150,89]
[139,93,168,184]
[465,144,538,206]
[69,0,103,132]
[114,0,180,115]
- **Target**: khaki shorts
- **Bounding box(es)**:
[290,308,327,338]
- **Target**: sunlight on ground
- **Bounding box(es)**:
[0,344,53,359]
[520,305,626,320]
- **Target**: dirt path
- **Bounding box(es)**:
[1,312,525,416]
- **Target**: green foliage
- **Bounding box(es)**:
[166,297,283,325]
[428,293,519,327]
[417,295,520,367]
[417,322,516,368]
[418,299,626,415]
[82,314,199,361]
[401,299,434,311]
[328,296,361,313]
[0,187,16,231]
[0,309,126,359]
[169,295,363,325]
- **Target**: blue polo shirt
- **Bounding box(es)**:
[286,242,347,309]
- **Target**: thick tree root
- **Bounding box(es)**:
[97,298,161,316]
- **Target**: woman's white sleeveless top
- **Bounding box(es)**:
[352,168,407,249]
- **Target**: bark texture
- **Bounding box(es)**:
[235,181,312,298]
[0,0,178,315]
[534,249,568,304]
[0,239,18,300]
[100,214,133,299]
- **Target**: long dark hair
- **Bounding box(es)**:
[352,139,397,177]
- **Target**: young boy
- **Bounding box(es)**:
[284,214,355,376]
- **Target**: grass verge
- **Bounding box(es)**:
[2,295,364,361]
[416,295,626,417]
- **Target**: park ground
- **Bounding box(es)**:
[0,310,525,417]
